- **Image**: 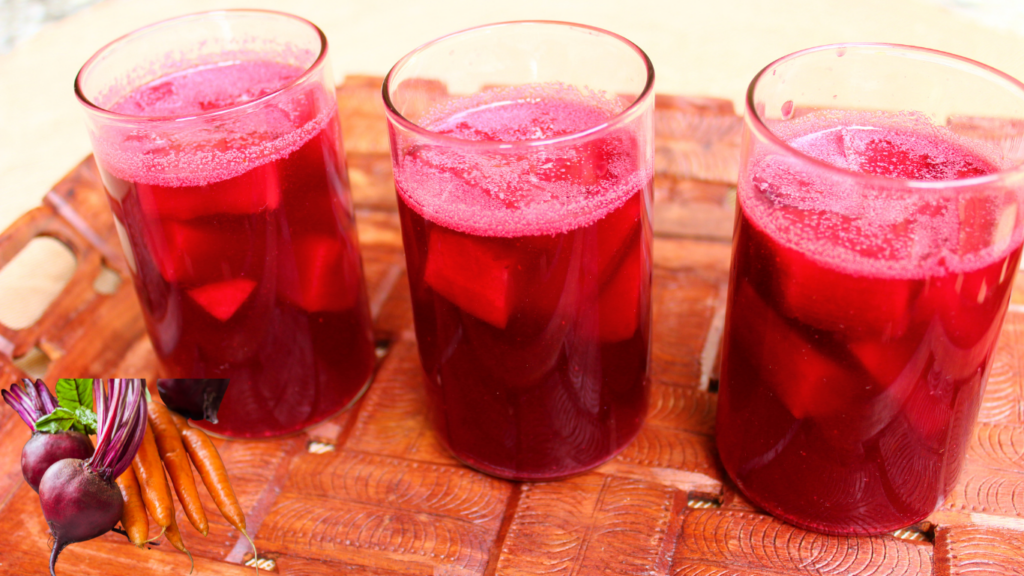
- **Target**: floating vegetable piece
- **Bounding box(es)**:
[424,227,516,329]
[280,234,360,312]
[157,378,230,423]
[38,378,147,576]
[2,379,94,491]
[186,278,257,321]
[597,235,643,342]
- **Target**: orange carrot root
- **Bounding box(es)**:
[132,425,175,530]
[149,402,209,536]
[178,419,259,573]
[114,467,148,548]
[180,426,247,533]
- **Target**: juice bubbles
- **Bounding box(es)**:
[77,13,376,438]
[717,112,1023,534]
[391,86,654,480]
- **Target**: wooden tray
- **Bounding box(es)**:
[1,76,1022,575]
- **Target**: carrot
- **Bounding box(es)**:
[180,425,258,567]
[132,424,174,532]
[164,500,194,574]
[149,402,209,536]
[180,426,245,530]
[133,420,196,569]
[168,411,189,432]
[114,467,148,548]
[155,461,195,573]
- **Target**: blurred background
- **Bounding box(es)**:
[4,0,1024,55]
[0,0,98,53]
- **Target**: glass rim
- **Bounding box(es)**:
[381,20,656,151]
[745,42,1024,189]
[74,9,329,123]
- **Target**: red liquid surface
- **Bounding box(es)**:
[394,92,652,480]
[97,61,376,438]
[718,118,1022,533]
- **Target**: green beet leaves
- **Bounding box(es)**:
[34,379,97,435]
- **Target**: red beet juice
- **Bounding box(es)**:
[718,114,1023,533]
[393,89,653,480]
[94,61,376,438]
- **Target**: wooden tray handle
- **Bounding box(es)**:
[0,203,107,360]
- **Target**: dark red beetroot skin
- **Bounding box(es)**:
[38,459,123,573]
[22,431,94,492]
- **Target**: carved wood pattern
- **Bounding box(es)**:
[345,338,458,466]
[934,524,1024,575]
[939,466,1024,519]
[496,475,679,576]
[968,422,1024,471]
[0,75,1022,574]
[646,384,717,435]
[609,424,721,481]
[672,509,934,576]
[981,310,1024,425]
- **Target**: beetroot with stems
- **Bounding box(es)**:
[38,378,147,576]
[1,379,94,491]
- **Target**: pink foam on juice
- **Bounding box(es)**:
[111,61,303,117]
[744,112,1011,280]
[97,59,376,438]
[717,111,1022,534]
[95,60,333,190]
[395,86,648,239]
[395,86,652,480]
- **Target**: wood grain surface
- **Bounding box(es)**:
[1,75,1023,575]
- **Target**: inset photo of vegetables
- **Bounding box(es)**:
[2,378,251,576]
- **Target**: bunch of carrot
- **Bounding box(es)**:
[113,401,255,566]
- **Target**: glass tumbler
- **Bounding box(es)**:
[383,21,655,480]
[717,43,1024,534]
[75,10,376,438]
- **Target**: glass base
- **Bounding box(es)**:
[725,469,937,536]
[437,422,644,482]
[187,370,375,441]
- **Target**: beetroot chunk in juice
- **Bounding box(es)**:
[394,88,653,480]
[94,61,376,438]
[717,114,1023,534]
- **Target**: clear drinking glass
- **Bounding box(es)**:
[75,10,376,438]
[383,21,655,480]
[717,43,1024,534]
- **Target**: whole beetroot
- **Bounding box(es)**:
[39,458,124,548]
[22,430,94,491]
[38,378,147,576]
[2,379,94,491]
